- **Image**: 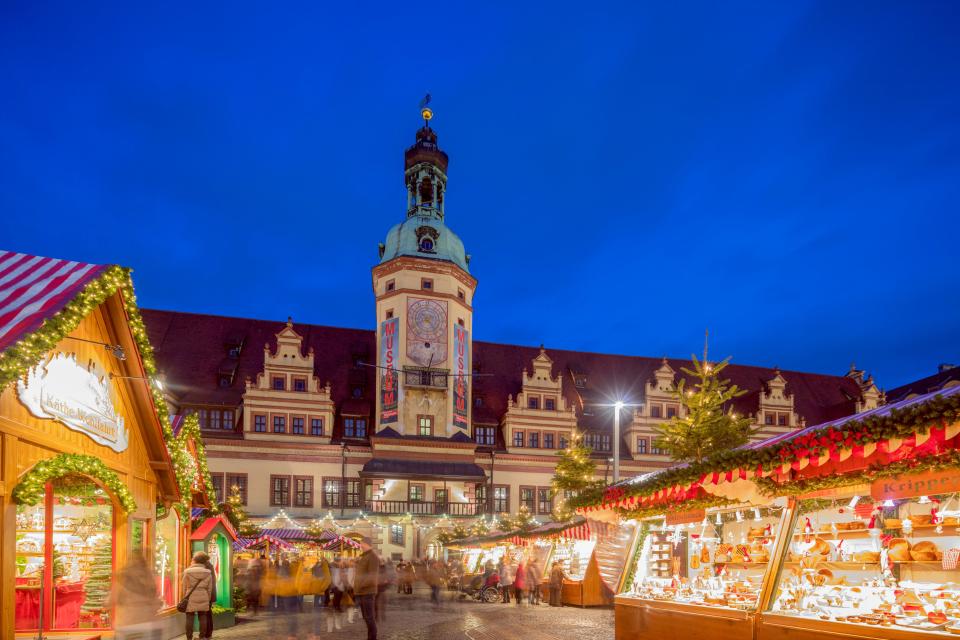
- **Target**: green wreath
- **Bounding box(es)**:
[12,453,137,514]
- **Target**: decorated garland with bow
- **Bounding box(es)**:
[572,392,960,511]
[12,453,137,514]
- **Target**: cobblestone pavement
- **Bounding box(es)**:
[183,589,613,640]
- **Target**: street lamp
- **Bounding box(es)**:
[613,401,624,484]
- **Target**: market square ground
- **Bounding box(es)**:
[179,588,613,640]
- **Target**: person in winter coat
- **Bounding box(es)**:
[181,552,215,640]
[498,560,514,604]
[526,559,543,605]
[548,561,566,607]
[513,561,526,605]
[241,556,264,616]
[354,537,381,640]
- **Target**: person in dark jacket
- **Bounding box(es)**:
[354,537,380,640]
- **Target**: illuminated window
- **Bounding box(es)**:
[270,475,291,506]
[537,487,552,514]
[520,487,535,512]
[418,415,434,436]
[390,524,405,545]
[294,477,313,507]
[409,484,425,502]
[493,485,509,513]
[323,478,342,507]
[345,480,361,507]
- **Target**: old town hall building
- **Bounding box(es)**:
[143,114,887,558]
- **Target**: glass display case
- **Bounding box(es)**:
[622,503,786,611]
[764,492,960,637]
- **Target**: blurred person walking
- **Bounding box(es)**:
[376,558,395,623]
[526,559,542,605]
[109,552,163,638]
[354,537,381,640]
[548,561,565,607]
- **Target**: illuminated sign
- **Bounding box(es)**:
[453,324,469,429]
[17,353,129,452]
[379,318,399,425]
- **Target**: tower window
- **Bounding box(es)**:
[457,288,465,301]
[272,376,285,391]
[386,279,395,292]
[386,310,394,319]
[421,278,433,290]
[418,236,435,252]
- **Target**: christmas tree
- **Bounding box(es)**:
[551,429,599,521]
[653,338,757,463]
[500,505,536,532]
[470,518,491,537]
[224,484,261,537]
[81,537,113,615]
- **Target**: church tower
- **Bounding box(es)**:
[373,106,476,439]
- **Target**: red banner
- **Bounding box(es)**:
[453,324,469,429]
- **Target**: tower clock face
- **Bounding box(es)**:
[406,297,448,367]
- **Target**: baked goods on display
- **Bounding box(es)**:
[769,494,960,634]
[621,505,785,611]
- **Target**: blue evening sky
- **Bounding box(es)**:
[1,2,958,390]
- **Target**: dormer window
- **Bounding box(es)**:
[574,375,587,389]
[415,225,439,254]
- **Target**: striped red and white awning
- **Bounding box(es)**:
[0,250,108,353]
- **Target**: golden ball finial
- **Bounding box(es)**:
[421,107,433,121]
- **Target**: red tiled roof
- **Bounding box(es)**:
[142,309,866,443]
[886,367,960,403]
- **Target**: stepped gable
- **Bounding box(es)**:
[142,309,865,431]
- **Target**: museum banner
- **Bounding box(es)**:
[380,318,399,424]
[453,323,469,429]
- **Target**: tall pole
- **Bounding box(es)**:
[613,402,622,483]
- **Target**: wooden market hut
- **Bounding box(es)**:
[0,250,202,638]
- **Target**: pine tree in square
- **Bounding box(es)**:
[653,337,758,463]
[551,428,599,521]
[81,536,113,614]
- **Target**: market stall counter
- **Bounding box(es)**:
[616,502,789,640]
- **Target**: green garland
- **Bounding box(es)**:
[0,265,218,519]
[577,392,960,509]
[754,449,960,497]
[12,453,137,513]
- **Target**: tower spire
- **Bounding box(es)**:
[405,96,447,220]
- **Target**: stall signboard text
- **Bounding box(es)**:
[379,317,399,425]
[665,509,705,526]
[870,469,960,501]
[17,352,129,452]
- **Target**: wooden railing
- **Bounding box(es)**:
[364,500,487,516]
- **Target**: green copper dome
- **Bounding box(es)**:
[379,215,470,272]
[378,121,470,272]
